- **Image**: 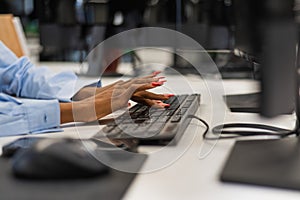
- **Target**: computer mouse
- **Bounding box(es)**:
[2,137,44,158]
[11,138,109,179]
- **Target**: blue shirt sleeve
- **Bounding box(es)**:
[0,41,78,102]
[0,93,61,137]
[0,41,80,136]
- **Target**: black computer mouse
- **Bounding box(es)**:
[11,138,109,179]
[2,137,44,158]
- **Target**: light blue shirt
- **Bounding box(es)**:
[0,41,79,136]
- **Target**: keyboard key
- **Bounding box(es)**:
[157,116,170,123]
[164,96,176,104]
[122,118,135,124]
[186,95,196,101]
[102,125,115,133]
[182,101,193,108]
[180,108,188,115]
[178,95,188,103]
[147,123,165,135]
[168,102,180,110]
[149,109,165,117]
[171,115,181,123]
[134,118,148,124]
[129,104,142,113]
[136,106,149,113]
[164,109,177,116]
[105,127,122,137]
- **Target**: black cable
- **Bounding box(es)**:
[187,115,297,140]
[211,123,297,140]
[187,115,209,137]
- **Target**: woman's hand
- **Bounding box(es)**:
[60,72,172,123]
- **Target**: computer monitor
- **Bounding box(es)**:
[233,0,298,118]
[219,1,300,191]
[0,0,34,16]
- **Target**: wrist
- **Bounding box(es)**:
[59,102,74,124]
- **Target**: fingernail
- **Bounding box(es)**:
[158,102,170,107]
[152,71,161,76]
[128,102,131,107]
[164,94,174,98]
[164,104,170,108]
[152,82,163,87]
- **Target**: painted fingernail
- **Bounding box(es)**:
[164,104,170,108]
[164,94,175,98]
[157,102,170,107]
[128,102,131,107]
[152,71,161,76]
[152,82,163,87]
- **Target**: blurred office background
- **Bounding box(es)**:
[2,0,297,77]
[0,0,232,58]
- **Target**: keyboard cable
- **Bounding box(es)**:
[187,115,297,140]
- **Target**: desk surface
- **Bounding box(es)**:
[0,69,299,200]
[123,77,298,200]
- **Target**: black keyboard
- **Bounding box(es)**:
[97,94,200,145]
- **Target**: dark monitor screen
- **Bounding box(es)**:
[233,0,297,117]
[0,0,34,16]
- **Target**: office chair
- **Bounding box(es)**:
[0,14,29,57]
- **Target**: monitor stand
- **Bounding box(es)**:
[220,137,300,190]
[224,93,295,114]
[224,92,261,113]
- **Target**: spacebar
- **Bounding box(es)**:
[122,123,165,138]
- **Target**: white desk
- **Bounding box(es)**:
[0,71,299,200]
[123,77,299,200]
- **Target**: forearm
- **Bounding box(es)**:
[60,103,74,124]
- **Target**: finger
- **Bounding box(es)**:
[145,99,170,108]
[151,79,167,86]
[152,71,162,76]
[136,91,173,100]
[143,71,162,78]
[123,77,162,86]
[134,80,167,91]
[115,81,153,95]
[121,73,165,86]
[130,94,171,108]
[127,77,167,91]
